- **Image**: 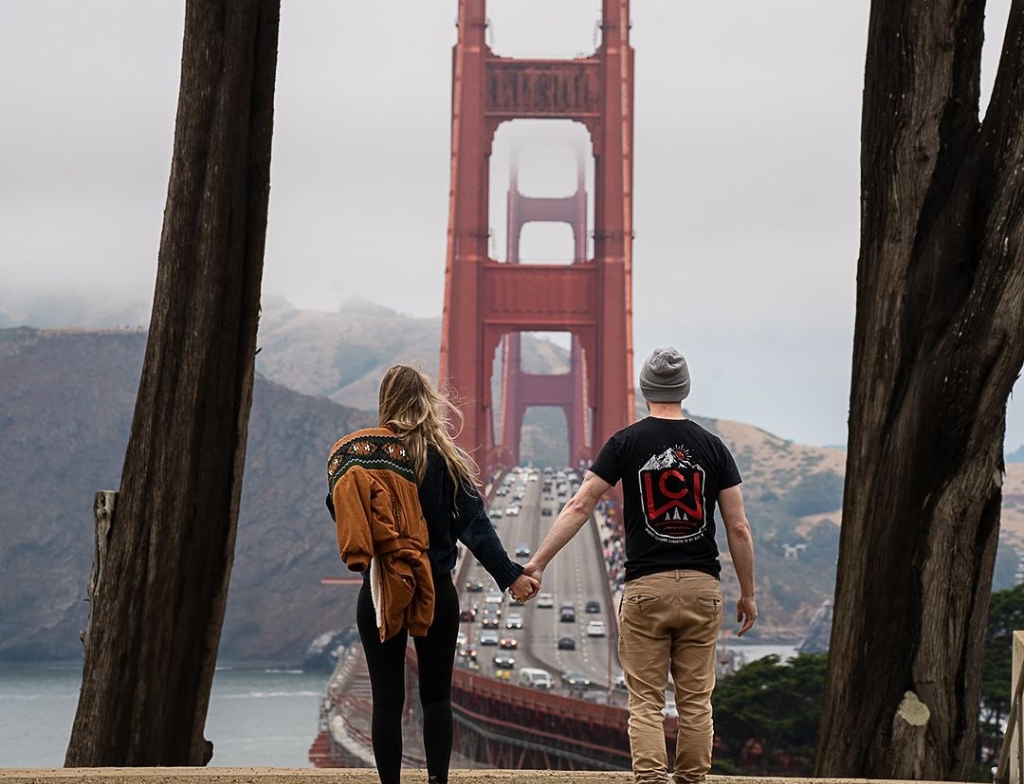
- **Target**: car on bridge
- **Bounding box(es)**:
[499,637,518,649]
[505,613,524,629]
[517,667,554,690]
[493,654,516,669]
[536,592,554,608]
[465,580,484,593]
[560,671,591,688]
[585,600,601,613]
[480,615,500,629]
[479,630,499,646]
[557,636,576,651]
[586,620,607,637]
[559,608,576,623]
[513,543,530,558]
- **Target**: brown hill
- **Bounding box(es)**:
[996,464,1024,551]
[672,415,844,641]
[254,297,442,411]
[255,298,577,466]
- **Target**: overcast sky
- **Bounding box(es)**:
[2,1,1021,450]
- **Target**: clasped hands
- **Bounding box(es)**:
[508,562,543,603]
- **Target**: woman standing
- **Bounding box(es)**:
[327,364,537,784]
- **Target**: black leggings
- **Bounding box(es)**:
[356,573,459,784]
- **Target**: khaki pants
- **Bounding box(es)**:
[617,570,722,784]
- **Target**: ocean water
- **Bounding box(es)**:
[0,666,329,769]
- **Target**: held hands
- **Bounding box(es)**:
[510,572,540,603]
[511,562,543,603]
[736,596,758,637]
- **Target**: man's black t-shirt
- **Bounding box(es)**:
[590,417,741,582]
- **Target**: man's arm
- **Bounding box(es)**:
[719,485,757,637]
[522,471,612,593]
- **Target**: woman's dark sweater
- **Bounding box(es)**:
[419,448,523,591]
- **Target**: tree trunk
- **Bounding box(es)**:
[815,0,1024,778]
[65,0,280,766]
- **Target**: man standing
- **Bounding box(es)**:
[522,346,757,784]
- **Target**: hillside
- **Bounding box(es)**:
[679,415,844,641]
[254,297,442,411]
[255,298,575,466]
[996,465,1024,546]
[0,327,371,665]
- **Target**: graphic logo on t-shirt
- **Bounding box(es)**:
[638,446,706,543]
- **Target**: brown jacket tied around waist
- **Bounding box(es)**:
[327,427,435,641]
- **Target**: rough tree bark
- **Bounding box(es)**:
[65,0,280,766]
[815,1,1024,779]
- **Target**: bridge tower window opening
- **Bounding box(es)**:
[522,331,572,370]
[518,222,575,265]
[489,120,594,265]
[486,0,603,60]
[521,406,569,468]
[495,329,590,470]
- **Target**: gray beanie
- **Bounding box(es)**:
[639,347,690,402]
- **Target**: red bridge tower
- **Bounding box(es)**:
[440,0,635,470]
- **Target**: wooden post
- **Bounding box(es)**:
[1016,631,1024,784]
[996,631,1024,783]
[80,491,117,650]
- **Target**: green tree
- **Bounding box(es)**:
[784,471,844,517]
[713,653,828,774]
[977,583,1024,773]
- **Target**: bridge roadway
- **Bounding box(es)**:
[460,467,620,695]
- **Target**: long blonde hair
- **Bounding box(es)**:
[377,364,479,491]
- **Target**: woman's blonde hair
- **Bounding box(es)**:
[377,364,479,491]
